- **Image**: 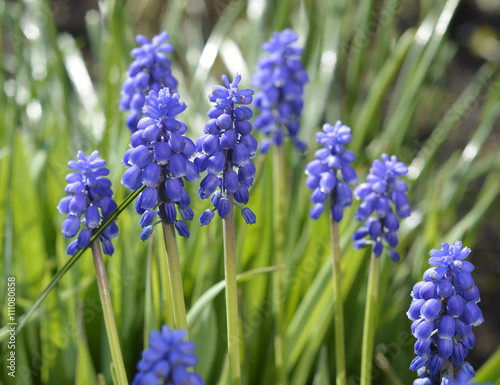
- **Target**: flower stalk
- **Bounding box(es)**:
[90,241,129,385]
[194,73,256,385]
[222,194,241,385]
[360,250,381,385]
[273,143,287,385]
[161,222,189,332]
[330,218,346,385]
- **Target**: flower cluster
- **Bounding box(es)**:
[195,74,257,225]
[407,242,483,385]
[57,151,118,256]
[352,154,410,261]
[132,325,203,385]
[120,32,178,132]
[252,29,309,153]
[305,121,358,221]
[121,88,198,239]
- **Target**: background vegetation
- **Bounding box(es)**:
[1,0,500,384]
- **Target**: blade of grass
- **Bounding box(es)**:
[345,0,374,112]
[409,62,497,180]
[379,0,460,151]
[351,29,414,155]
[187,265,284,325]
[476,346,500,383]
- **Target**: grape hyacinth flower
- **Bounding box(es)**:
[59,151,127,384]
[58,151,118,256]
[195,73,255,384]
[132,325,203,385]
[305,120,358,385]
[305,121,358,222]
[120,31,178,132]
[252,29,309,153]
[121,87,199,239]
[408,242,484,384]
[352,153,411,261]
[195,73,257,225]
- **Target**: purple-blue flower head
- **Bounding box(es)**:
[121,88,199,239]
[252,29,309,153]
[352,153,410,259]
[195,74,257,225]
[407,242,483,385]
[58,151,118,256]
[120,31,178,132]
[305,121,358,222]
[132,325,204,385]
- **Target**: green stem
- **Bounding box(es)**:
[222,194,241,385]
[144,232,155,348]
[90,241,129,385]
[273,145,287,385]
[161,222,189,332]
[330,219,346,385]
[360,250,381,385]
[440,359,454,379]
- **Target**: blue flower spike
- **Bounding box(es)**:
[58,151,118,256]
[305,121,358,222]
[195,74,257,225]
[408,242,484,385]
[121,87,199,239]
[252,29,309,153]
[352,153,410,261]
[132,325,204,385]
[120,31,178,132]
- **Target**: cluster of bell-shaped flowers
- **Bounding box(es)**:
[195,74,257,225]
[120,31,178,132]
[305,121,358,221]
[121,87,199,239]
[132,325,204,385]
[252,29,309,153]
[407,241,484,385]
[352,153,411,261]
[58,151,119,255]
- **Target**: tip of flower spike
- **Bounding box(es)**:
[132,324,204,385]
[122,31,178,120]
[262,29,299,52]
[428,241,472,267]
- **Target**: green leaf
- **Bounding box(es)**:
[75,304,98,385]
[187,265,284,326]
[312,347,330,385]
[476,346,500,384]
[189,305,218,380]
